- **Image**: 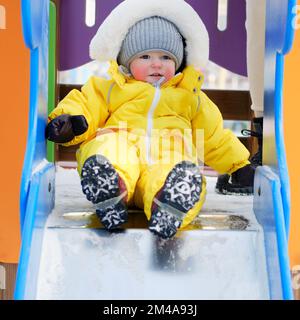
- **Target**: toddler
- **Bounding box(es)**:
[46,0,255,239]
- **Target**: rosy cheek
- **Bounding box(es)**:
[164,67,176,81]
[130,64,147,81]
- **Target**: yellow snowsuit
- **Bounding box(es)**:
[49,61,250,228]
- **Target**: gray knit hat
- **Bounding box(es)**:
[117,16,184,71]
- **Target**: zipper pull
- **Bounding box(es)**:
[154,76,165,88]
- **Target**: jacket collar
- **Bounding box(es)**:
[179,66,204,94]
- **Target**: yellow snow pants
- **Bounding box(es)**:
[76,129,206,229]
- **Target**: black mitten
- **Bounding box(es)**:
[231,164,255,187]
[45,114,88,143]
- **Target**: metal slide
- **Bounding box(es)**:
[14,0,296,299]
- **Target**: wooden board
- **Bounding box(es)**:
[0,263,18,300]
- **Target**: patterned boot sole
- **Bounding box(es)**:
[96,200,128,230]
[149,161,202,239]
[81,155,128,230]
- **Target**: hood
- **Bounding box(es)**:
[89,0,209,70]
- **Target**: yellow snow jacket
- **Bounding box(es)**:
[48,61,250,227]
[49,60,249,171]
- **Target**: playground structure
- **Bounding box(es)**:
[14,0,297,299]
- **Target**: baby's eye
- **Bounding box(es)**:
[161,55,171,60]
[140,55,150,59]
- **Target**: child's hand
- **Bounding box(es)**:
[45,114,88,143]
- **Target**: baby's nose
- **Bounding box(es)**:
[151,58,163,67]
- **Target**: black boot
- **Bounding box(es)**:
[242,117,263,166]
[81,155,128,230]
[215,117,263,195]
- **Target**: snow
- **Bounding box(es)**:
[32,158,50,175]
[35,166,269,300]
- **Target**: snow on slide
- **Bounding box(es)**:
[36,166,269,299]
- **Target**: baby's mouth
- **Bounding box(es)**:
[149,73,163,77]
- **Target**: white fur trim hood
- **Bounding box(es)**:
[89,0,209,70]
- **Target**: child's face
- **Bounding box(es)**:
[130,51,176,84]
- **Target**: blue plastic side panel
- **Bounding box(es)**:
[20,0,49,230]
[264,0,296,234]
[16,0,55,299]
[254,167,293,300]
[15,164,55,300]
[21,0,46,49]
[274,0,296,234]
[255,0,296,299]
[274,54,291,234]
[282,0,297,55]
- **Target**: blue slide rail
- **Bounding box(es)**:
[15,0,55,299]
[19,0,51,231]
[15,0,296,299]
[252,0,297,300]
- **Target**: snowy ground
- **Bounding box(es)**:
[46,166,257,228]
[35,166,269,300]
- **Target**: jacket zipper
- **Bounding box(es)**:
[146,77,165,164]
